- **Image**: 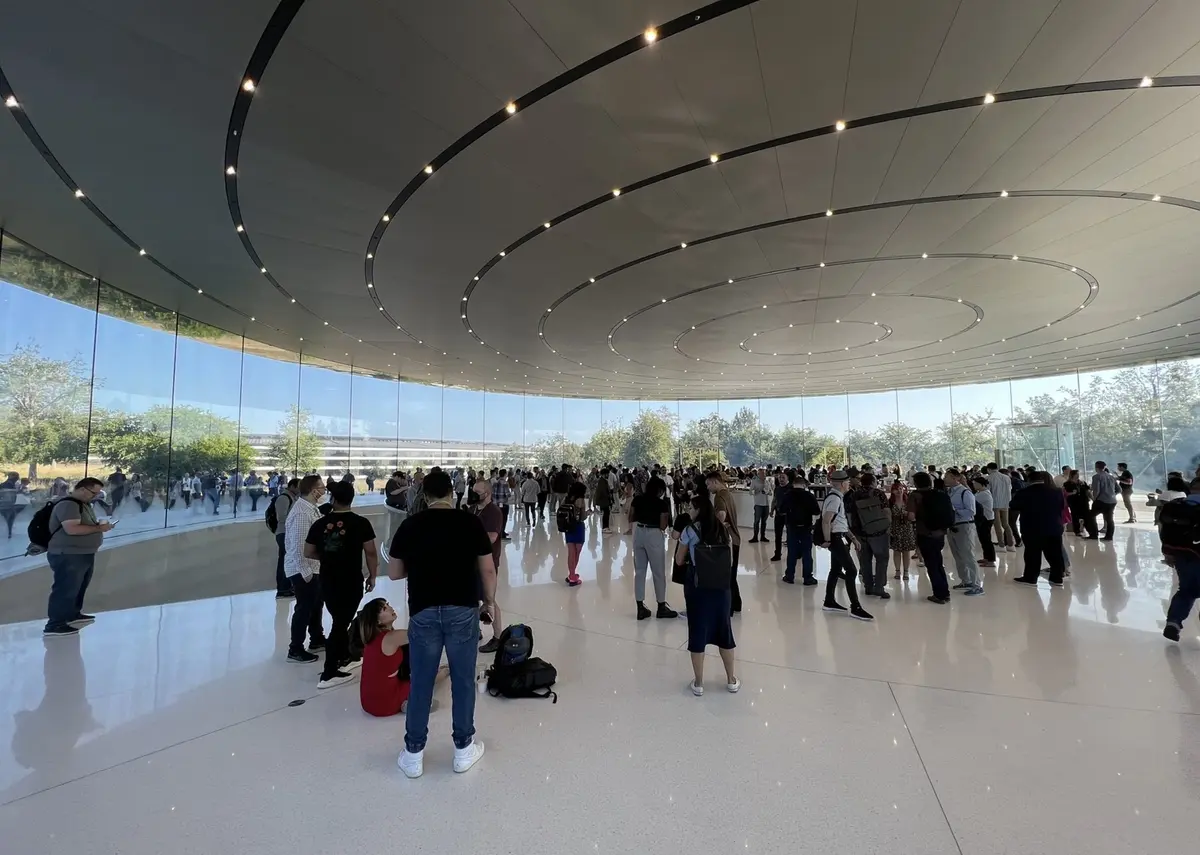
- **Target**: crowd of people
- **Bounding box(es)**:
[29,451,1200,776]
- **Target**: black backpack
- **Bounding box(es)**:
[555,501,578,533]
[853,491,891,536]
[485,624,557,702]
[264,494,281,532]
[919,489,955,531]
[1160,497,1200,555]
[27,498,85,554]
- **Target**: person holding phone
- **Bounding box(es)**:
[43,478,113,638]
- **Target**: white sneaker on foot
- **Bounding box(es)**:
[726,677,741,693]
[397,749,423,779]
[453,740,485,773]
[689,681,704,696]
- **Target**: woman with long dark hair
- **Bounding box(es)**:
[353,597,411,717]
[674,487,738,696]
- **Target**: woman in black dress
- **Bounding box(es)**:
[673,488,739,696]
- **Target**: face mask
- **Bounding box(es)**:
[466,491,482,506]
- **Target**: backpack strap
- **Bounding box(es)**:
[49,497,87,537]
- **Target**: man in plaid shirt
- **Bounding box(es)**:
[492,469,512,540]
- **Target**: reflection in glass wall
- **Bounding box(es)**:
[0,235,98,557]
[3,225,1198,562]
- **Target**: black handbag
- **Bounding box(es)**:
[689,523,732,590]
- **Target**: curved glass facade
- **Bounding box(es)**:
[1,229,1198,561]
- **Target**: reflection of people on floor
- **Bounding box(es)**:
[0,471,29,538]
[9,636,100,797]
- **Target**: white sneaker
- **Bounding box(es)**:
[397,749,423,779]
[453,740,485,773]
[342,658,363,671]
[689,681,704,696]
[726,677,741,693]
[317,670,355,689]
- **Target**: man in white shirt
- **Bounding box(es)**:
[284,474,327,663]
[945,468,981,594]
[749,468,771,543]
[1053,465,1070,489]
[986,462,1014,551]
[819,471,872,622]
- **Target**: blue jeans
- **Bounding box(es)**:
[45,552,96,627]
[405,605,478,753]
[784,528,813,582]
[1167,554,1200,628]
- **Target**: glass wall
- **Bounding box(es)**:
[0,228,1195,560]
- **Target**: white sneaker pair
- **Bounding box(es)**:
[689,678,740,697]
[397,740,485,779]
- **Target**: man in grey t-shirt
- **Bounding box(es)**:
[44,477,113,637]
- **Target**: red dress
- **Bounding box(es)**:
[360,633,410,717]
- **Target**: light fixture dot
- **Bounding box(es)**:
[198,289,203,294]
[921,252,928,259]
[680,242,687,249]
[835,120,846,131]
[612,188,621,197]
[74,188,85,199]
[1152,194,1161,202]
[382,214,389,222]
[983,92,996,104]
[709,153,719,163]
[1012,255,1019,261]
[644,27,657,43]
[544,222,552,229]
[242,79,256,92]
[225,165,236,176]
[825,208,833,217]
[138,249,147,256]
[1000,190,1009,197]
[4,95,18,108]
[261,267,267,274]
[236,224,244,233]
[505,101,517,114]
[819,262,825,268]
[1140,76,1154,87]
[499,250,506,257]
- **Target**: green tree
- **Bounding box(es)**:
[769,425,835,467]
[581,422,631,468]
[623,407,677,466]
[267,406,323,475]
[722,406,771,466]
[89,405,253,483]
[0,344,92,477]
[935,410,997,464]
[680,413,725,467]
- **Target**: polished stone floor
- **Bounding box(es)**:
[1,510,1198,854]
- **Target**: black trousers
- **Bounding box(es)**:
[1010,507,1022,545]
[773,513,785,556]
[825,534,861,608]
[289,574,325,654]
[1068,498,1094,536]
[974,514,996,562]
[1020,532,1064,583]
[729,544,742,612]
[321,575,363,679]
[537,492,548,515]
[1091,500,1116,539]
[917,533,949,599]
[500,504,510,534]
[524,502,536,524]
[601,505,611,529]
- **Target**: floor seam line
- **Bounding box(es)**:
[888,681,965,855]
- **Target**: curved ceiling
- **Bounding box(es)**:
[3,0,1200,398]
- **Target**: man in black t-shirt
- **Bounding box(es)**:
[305,481,378,689]
[389,471,496,779]
[779,473,821,585]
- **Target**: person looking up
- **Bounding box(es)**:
[284,475,327,663]
[389,470,495,778]
[42,478,112,637]
[304,481,378,689]
[354,598,413,717]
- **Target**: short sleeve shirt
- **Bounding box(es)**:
[305,511,375,581]
[48,498,101,554]
[390,509,493,617]
[475,502,503,570]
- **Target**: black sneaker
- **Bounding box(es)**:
[873,590,891,600]
[849,605,874,622]
[802,578,818,586]
[1164,623,1182,642]
[926,595,950,605]
[275,590,294,600]
[288,649,319,664]
[69,613,96,626]
[479,637,500,654]
[308,639,327,652]
[781,576,795,584]
[952,582,971,590]
[656,603,678,619]
[1013,577,1039,587]
[822,601,847,613]
[637,602,652,620]
[43,623,80,637]
[770,554,781,562]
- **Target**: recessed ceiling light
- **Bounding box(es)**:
[1140,76,1154,87]
[709,153,719,163]
[250,316,255,321]
[921,252,928,259]
[368,283,373,288]
[825,209,833,216]
[999,190,1008,198]
[242,79,256,92]
[983,92,996,104]
[1152,194,1161,202]
[198,289,203,294]
[367,252,373,259]
[323,321,328,325]
[835,318,840,323]
[819,262,825,267]
[138,249,146,256]
[589,278,596,283]
[4,96,18,108]
[505,101,517,114]
[680,242,687,248]
[261,267,267,273]
[226,165,236,175]
[870,292,876,297]
[236,224,244,233]
[835,120,846,131]
[499,251,506,257]
[644,27,657,43]
[612,188,621,197]
[1012,255,1019,261]
[423,165,434,175]
[544,222,552,229]
[290,298,295,303]
[382,214,389,222]
[74,188,85,199]
[1070,266,1076,272]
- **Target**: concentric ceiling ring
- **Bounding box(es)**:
[736,320,895,357]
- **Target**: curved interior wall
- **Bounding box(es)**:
[0,228,1197,568]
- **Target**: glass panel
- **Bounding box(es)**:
[484,392,524,469]
[0,236,97,557]
[442,385,485,473]
[638,400,679,467]
[947,380,1013,468]
[803,394,849,468]
[759,396,810,468]
[239,342,302,517]
[1076,365,1164,488]
[398,380,441,470]
[1009,372,1081,473]
[169,317,247,524]
[896,386,949,470]
[564,397,603,464]
[846,390,897,470]
[718,399,763,467]
[524,395,564,469]
[352,366,400,502]
[1161,357,1200,484]
[678,400,720,469]
[300,356,352,478]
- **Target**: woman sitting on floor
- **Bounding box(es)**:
[354,598,412,717]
